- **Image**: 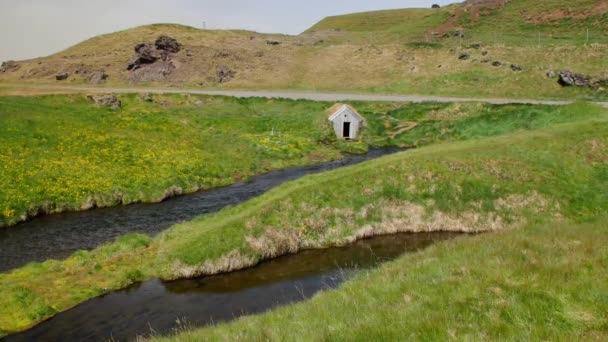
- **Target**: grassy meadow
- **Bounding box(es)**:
[0,94,603,227]
[0,103,606,337]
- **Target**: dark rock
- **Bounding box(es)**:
[432,4,441,8]
[127,43,160,71]
[458,53,470,60]
[141,93,154,102]
[0,61,20,73]
[266,40,281,45]
[546,70,557,78]
[468,43,482,49]
[55,72,69,80]
[216,65,235,83]
[511,64,523,71]
[89,71,108,84]
[491,61,502,67]
[89,94,121,109]
[480,58,490,63]
[558,70,590,87]
[155,35,181,53]
[128,61,175,83]
[482,50,489,56]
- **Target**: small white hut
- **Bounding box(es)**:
[327,104,365,140]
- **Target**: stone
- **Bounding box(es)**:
[89,94,121,109]
[511,64,523,71]
[155,35,181,53]
[468,43,482,49]
[216,65,235,83]
[55,72,69,80]
[491,61,502,67]
[432,4,441,8]
[546,70,557,78]
[480,58,490,63]
[89,71,108,84]
[128,61,175,83]
[214,49,232,58]
[558,70,590,87]
[127,43,160,71]
[458,53,470,60]
[482,50,489,56]
[0,61,20,73]
[266,40,281,45]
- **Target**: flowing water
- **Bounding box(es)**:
[0,148,403,272]
[4,232,462,342]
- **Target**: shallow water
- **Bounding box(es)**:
[0,148,403,273]
[4,232,462,342]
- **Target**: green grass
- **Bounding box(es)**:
[156,218,608,341]
[0,106,606,337]
[2,95,603,228]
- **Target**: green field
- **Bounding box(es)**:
[1,95,602,227]
[0,99,606,337]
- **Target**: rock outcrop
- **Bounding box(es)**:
[127,43,160,71]
[0,61,20,73]
[128,61,176,83]
[216,65,235,83]
[510,64,523,71]
[89,94,121,109]
[126,35,181,83]
[155,35,181,53]
[558,70,589,87]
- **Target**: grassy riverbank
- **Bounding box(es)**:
[0,94,603,227]
[1,112,606,337]
[158,218,608,341]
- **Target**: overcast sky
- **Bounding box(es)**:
[0,0,457,62]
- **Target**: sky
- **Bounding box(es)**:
[0,0,457,62]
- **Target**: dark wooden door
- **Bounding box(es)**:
[343,122,351,138]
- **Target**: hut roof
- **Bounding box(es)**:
[326,103,365,122]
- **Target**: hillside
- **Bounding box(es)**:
[1,1,607,99]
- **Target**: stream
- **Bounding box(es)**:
[0,148,402,273]
[4,232,462,342]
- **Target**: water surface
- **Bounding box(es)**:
[0,148,402,272]
[4,232,461,342]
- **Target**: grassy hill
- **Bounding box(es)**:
[0,1,607,99]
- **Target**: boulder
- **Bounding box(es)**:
[458,53,470,60]
[482,50,489,56]
[89,94,121,109]
[468,43,482,49]
[89,71,108,84]
[55,72,69,80]
[74,65,90,75]
[432,4,441,8]
[558,70,589,87]
[216,65,235,83]
[491,61,502,67]
[546,70,557,78]
[266,40,281,45]
[128,61,176,83]
[0,61,20,73]
[155,35,181,53]
[480,58,490,63]
[511,64,523,71]
[127,43,160,71]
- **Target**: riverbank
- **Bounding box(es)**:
[157,218,608,341]
[1,116,606,337]
[0,94,602,228]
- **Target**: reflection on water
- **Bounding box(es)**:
[5,232,462,342]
